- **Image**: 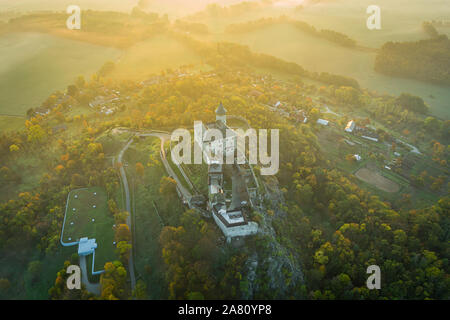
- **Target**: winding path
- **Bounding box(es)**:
[117,138,136,291]
[115,129,194,292]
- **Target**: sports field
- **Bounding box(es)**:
[62,187,116,273]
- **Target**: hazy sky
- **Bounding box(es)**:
[0,0,253,13]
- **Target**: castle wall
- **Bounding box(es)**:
[212,213,258,239]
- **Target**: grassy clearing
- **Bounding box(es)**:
[355,167,400,193]
[62,187,116,274]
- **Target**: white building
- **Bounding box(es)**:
[317,119,329,126]
[212,206,258,243]
[78,237,98,256]
[215,102,227,125]
[362,135,379,142]
[195,104,238,165]
[345,120,356,133]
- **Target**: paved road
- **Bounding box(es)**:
[79,255,101,295]
[117,138,136,291]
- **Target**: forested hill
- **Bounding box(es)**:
[0,68,448,299]
[375,35,450,85]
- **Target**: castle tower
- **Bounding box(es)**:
[215,102,227,125]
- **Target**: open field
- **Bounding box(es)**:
[62,187,116,273]
[109,35,202,80]
[355,167,400,193]
[0,115,24,133]
[0,32,120,116]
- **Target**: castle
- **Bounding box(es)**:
[197,103,258,243]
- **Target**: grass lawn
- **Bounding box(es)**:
[62,186,117,275]
[0,115,25,133]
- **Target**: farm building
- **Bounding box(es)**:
[362,135,379,142]
[317,119,329,126]
[345,120,356,133]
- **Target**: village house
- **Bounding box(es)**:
[345,120,356,133]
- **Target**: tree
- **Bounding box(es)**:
[424,117,441,133]
[309,108,321,122]
[135,162,145,177]
[115,224,131,242]
[0,278,10,294]
[28,261,42,282]
[27,124,47,143]
[67,84,79,97]
[133,280,148,299]
[396,93,428,114]
[159,176,177,196]
[108,199,119,215]
[187,292,205,300]
[114,211,129,224]
[116,241,132,265]
[9,144,20,153]
[335,86,360,106]
[100,261,128,300]
[159,210,221,299]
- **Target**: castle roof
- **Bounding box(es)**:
[215,102,227,115]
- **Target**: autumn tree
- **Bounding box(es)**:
[100,261,128,300]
